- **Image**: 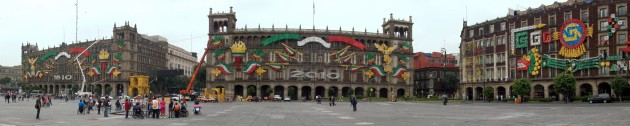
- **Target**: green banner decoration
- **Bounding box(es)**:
[606,55,623,61]
[541,54,600,73]
[261,34,301,46]
[39,51,58,61]
[515,31,528,48]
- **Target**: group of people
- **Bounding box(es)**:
[125,97,201,119]
[4,93,27,103]
[77,96,110,115]
[315,95,358,112]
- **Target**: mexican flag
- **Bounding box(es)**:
[340,54,352,63]
[369,65,386,77]
[331,46,349,58]
[113,53,122,64]
[392,66,406,77]
[90,56,97,65]
[233,53,245,70]
[269,64,282,71]
[242,61,261,74]
[350,65,363,72]
[282,43,298,56]
[400,41,410,52]
[251,49,265,61]
[215,62,232,74]
[398,56,409,66]
[117,41,125,50]
[215,49,225,61]
[106,65,118,75]
[211,35,224,48]
[365,53,376,65]
[276,53,290,62]
[90,66,101,75]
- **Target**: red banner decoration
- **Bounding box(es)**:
[327,36,366,50]
[542,31,552,43]
[516,57,530,71]
[68,47,90,56]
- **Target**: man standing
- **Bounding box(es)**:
[350,95,357,112]
[5,93,9,103]
[97,99,102,115]
[152,98,159,119]
[103,97,110,117]
[443,94,448,105]
[35,96,41,119]
[168,99,174,118]
[124,99,131,119]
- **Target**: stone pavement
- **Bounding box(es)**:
[1,99,629,126]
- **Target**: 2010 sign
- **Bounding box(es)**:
[54,75,72,80]
[290,71,339,79]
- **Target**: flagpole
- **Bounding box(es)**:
[312,0,315,28]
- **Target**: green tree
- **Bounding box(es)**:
[266,88,273,97]
[347,88,354,97]
[483,86,494,102]
[94,86,101,95]
[22,85,31,93]
[105,86,113,96]
[512,78,532,101]
[288,87,295,100]
[611,76,629,102]
[247,86,256,96]
[553,73,576,103]
[440,73,461,95]
[71,85,79,94]
[327,88,336,97]
[0,77,11,85]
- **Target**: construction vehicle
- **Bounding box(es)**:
[179,41,212,101]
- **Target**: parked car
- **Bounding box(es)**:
[284,97,291,101]
[274,95,282,101]
[197,96,215,103]
[588,93,611,103]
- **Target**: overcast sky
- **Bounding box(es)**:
[0,0,561,66]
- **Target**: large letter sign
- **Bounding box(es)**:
[290,71,339,79]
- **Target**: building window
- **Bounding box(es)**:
[549,15,556,25]
[521,21,527,27]
[489,25,494,33]
[621,19,627,29]
[501,22,506,31]
[581,10,589,21]
[600,8,608,17]
[619,34,627,44]
[619,6,627,15]
[534,18,541,25]
[469,30,474,38]
[600,35,609,45]
[479,28,484,35]
[564,12,572,21]
[600,21,608,31]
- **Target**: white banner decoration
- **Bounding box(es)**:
[297,36,331,48]
[530,30,541,46]
[54,52,71,60]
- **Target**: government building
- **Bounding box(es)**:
[206,7,414,100]
[21,22,171,97]
[460,0,630,101]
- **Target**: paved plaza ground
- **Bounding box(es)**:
[1,99,629,126]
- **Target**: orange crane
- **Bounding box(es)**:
[180,42,211,95]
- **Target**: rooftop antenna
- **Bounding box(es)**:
[75,0,78,44]
[312,0,315,28]
[465,0,468,21]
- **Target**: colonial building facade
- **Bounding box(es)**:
[206,7,414,100]
[21,22,168,97]
[461,0,630,101]
[413,52,459,98]
[167,43,198,77]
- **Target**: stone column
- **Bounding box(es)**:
[575,84,581,96]
[297,86,302,100]
[506,86,511,98]
[493,86,499,99]
[283,86,288,99]
[472,86,477,101]
[544,85,549,98]
[592,84,599,96]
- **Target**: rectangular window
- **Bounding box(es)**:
[564,13,572,21]
[501,22,506,31]
[600,35,609,45]
[581,10,589,21]
[600,8,608,17]
[619,6,627,15]
[469,30,474,38]
[521,21,527,27]
[479,28,484,35]
[534,18,541,25]
[489,25,494,33]
[549,15,556,25]
[600,21,608,31]
[619,34,627,44]
[621,19,627,29]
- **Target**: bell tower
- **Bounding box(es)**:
[382,13,413,39]
[113,21,138,42]
[208,6,237,35]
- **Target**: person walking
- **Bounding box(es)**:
[103,97,110,117]
[152,98,159,119]
[350,95,357,112]
[316,95,321,104]
[173,103,180,118]
[124,99,131,119]
[442,94,448,105]
[4,94,9,103]
[168,99,174,118]
[35,96,41,119]
[159,98,166,117]
[115,100,121,112]
[97,99,102,115]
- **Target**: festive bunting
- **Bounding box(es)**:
[261,34,301,46]
[266,63,288,72]
[274,51,297,62]
[349,65,364,72]
[39,52,58,61]
[54,52,71,60]
[365,53,376,65]
[297,36,331,48]
[69,47,89,56]
[242,61,261,74]
[369,65,386,77]
[400,41,410,52]
[113,53,122,64]
[398,56,409,66]
[329,46,350,58]
[541,54,600,73]
[117,41,125,50]
[327,36,365,50]
[391,66,406,77]
[89,56,97,65]
[106,65,118,75]
[214,62,232,74]
[87,66,101,77]
[210,35,224,48]
[510,23,546,55]
[334,52,355,63]
[214,49,226,61]
[281,43,302,56]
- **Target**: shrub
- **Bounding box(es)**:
[529,98,552,102]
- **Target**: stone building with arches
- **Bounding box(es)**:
[21,22,168,97]
[460,0,630,101]
[206,7,414,100]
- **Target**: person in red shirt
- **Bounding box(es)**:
[124,99,131,119]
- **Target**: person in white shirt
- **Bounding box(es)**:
[152,98,160,119]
